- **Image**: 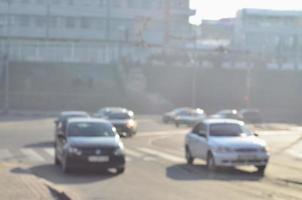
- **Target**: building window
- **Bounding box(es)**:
[49,16,58,28]
[35,0,45,4]
[95,18,105,29]
[19,15,30,27]
[21,0,31,4]
[99,0,106,6]
[80,17,90,29]
[65,17,75,28]
[36,16,46,27]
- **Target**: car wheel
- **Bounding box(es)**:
[54,152,60,165]
[207,153,216,171]
[185,146,194,165]
[256,165,266,175]
[116,167,125,174]
[62,157,70,174]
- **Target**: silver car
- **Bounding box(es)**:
[185,119,269,174]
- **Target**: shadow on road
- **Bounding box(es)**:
[11,164,119,185]
[166,164,264,182]
[24,141,54,148]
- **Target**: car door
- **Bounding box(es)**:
[55,125,67,161]
[192,122,208,159]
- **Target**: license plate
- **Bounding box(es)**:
[238,154,257,160]
[88,156,109,162]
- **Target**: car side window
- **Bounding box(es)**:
[192,123,206,136]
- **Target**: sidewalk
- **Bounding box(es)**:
[0,163,66,200]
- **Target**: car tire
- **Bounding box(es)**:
[185,146,194,165]
[116,167,125,174]
[207,152,216,171]
[62,157,70,174]
[54,153,60,165]
[256,165,266,175]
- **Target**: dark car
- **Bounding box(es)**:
[54,111,90,134]
[54,118,125,174]
[240,109,262,123]
[95,107,137,137]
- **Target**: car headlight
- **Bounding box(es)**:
[68,147,82,156]
[259,146,268,153]
[213,146,234,153]
[126,120,136,128]
[114,147,124,156]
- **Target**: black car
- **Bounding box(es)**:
[95,107,137,137]
[240,109,262,123]
[54,118,125,174]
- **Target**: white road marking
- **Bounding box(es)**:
[124,148,143,158]
[20,149,45,162]
[126,157,132,162]
[138,147,185,163]
[287,150,302,159]
[0,149,13,161]
[44,148,55,157]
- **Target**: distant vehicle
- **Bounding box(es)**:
[210,109,242,120]
[54,118,125,174]
[185,119,269,175]
[54,111,90,134]
[174,108,207,127]
[240,109,262,124]
[162,107,191,124]
[95,107,137,137]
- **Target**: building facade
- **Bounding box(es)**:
[233,9,302,69]
[0,0,194,64]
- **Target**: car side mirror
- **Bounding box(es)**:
[57,131,66,139]
[198,132,207,138]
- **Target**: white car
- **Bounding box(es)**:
[174,109,206,127]
[185,119,269,174]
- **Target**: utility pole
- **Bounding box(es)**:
[3,0,11,112]
[164,0,171,47]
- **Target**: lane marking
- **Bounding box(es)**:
[0,149,13,161]
[124,148,143,158]
[20,148,45,162]
[138,147,185,163]
[44,148,55,157]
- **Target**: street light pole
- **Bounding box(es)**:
[3,0,11,112]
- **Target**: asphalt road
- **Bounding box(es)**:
[1,116,302,200]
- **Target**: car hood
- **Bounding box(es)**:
[68,136,120,148]
[208,136,266,149]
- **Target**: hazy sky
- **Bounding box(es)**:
[189,0,302,24]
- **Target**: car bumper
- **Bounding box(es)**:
[213,152,269,167]
[113,124,137,135]
[66,154,125,169]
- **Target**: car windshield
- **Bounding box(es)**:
[68,122,115,137]
[106,112,131,120]
[209,123,251,137]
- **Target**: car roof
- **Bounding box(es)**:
[202,118,244,125]
[61,111,89,116]
[67,118,110,124]
[99,107,128,113]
